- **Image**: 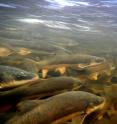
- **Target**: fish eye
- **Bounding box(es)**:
[89,102,95,108]
[93,97,103,106]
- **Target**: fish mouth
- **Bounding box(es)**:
[82,98,106,124]
[0,75,39,90]
[86,97,106,114]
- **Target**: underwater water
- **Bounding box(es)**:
[0,0,117,124]
[0,0,117,55]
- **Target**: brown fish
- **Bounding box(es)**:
[38,54,105,78]
[67,61,112,80]
[0,76,82,104]
[5,91,105,124]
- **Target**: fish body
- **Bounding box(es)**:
[0,76,82,104]
[38,54,105,78]
[5,91,105,124]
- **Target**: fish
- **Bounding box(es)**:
[5,91,105,124]
[0,65,39,90]
[0,76,82,104]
